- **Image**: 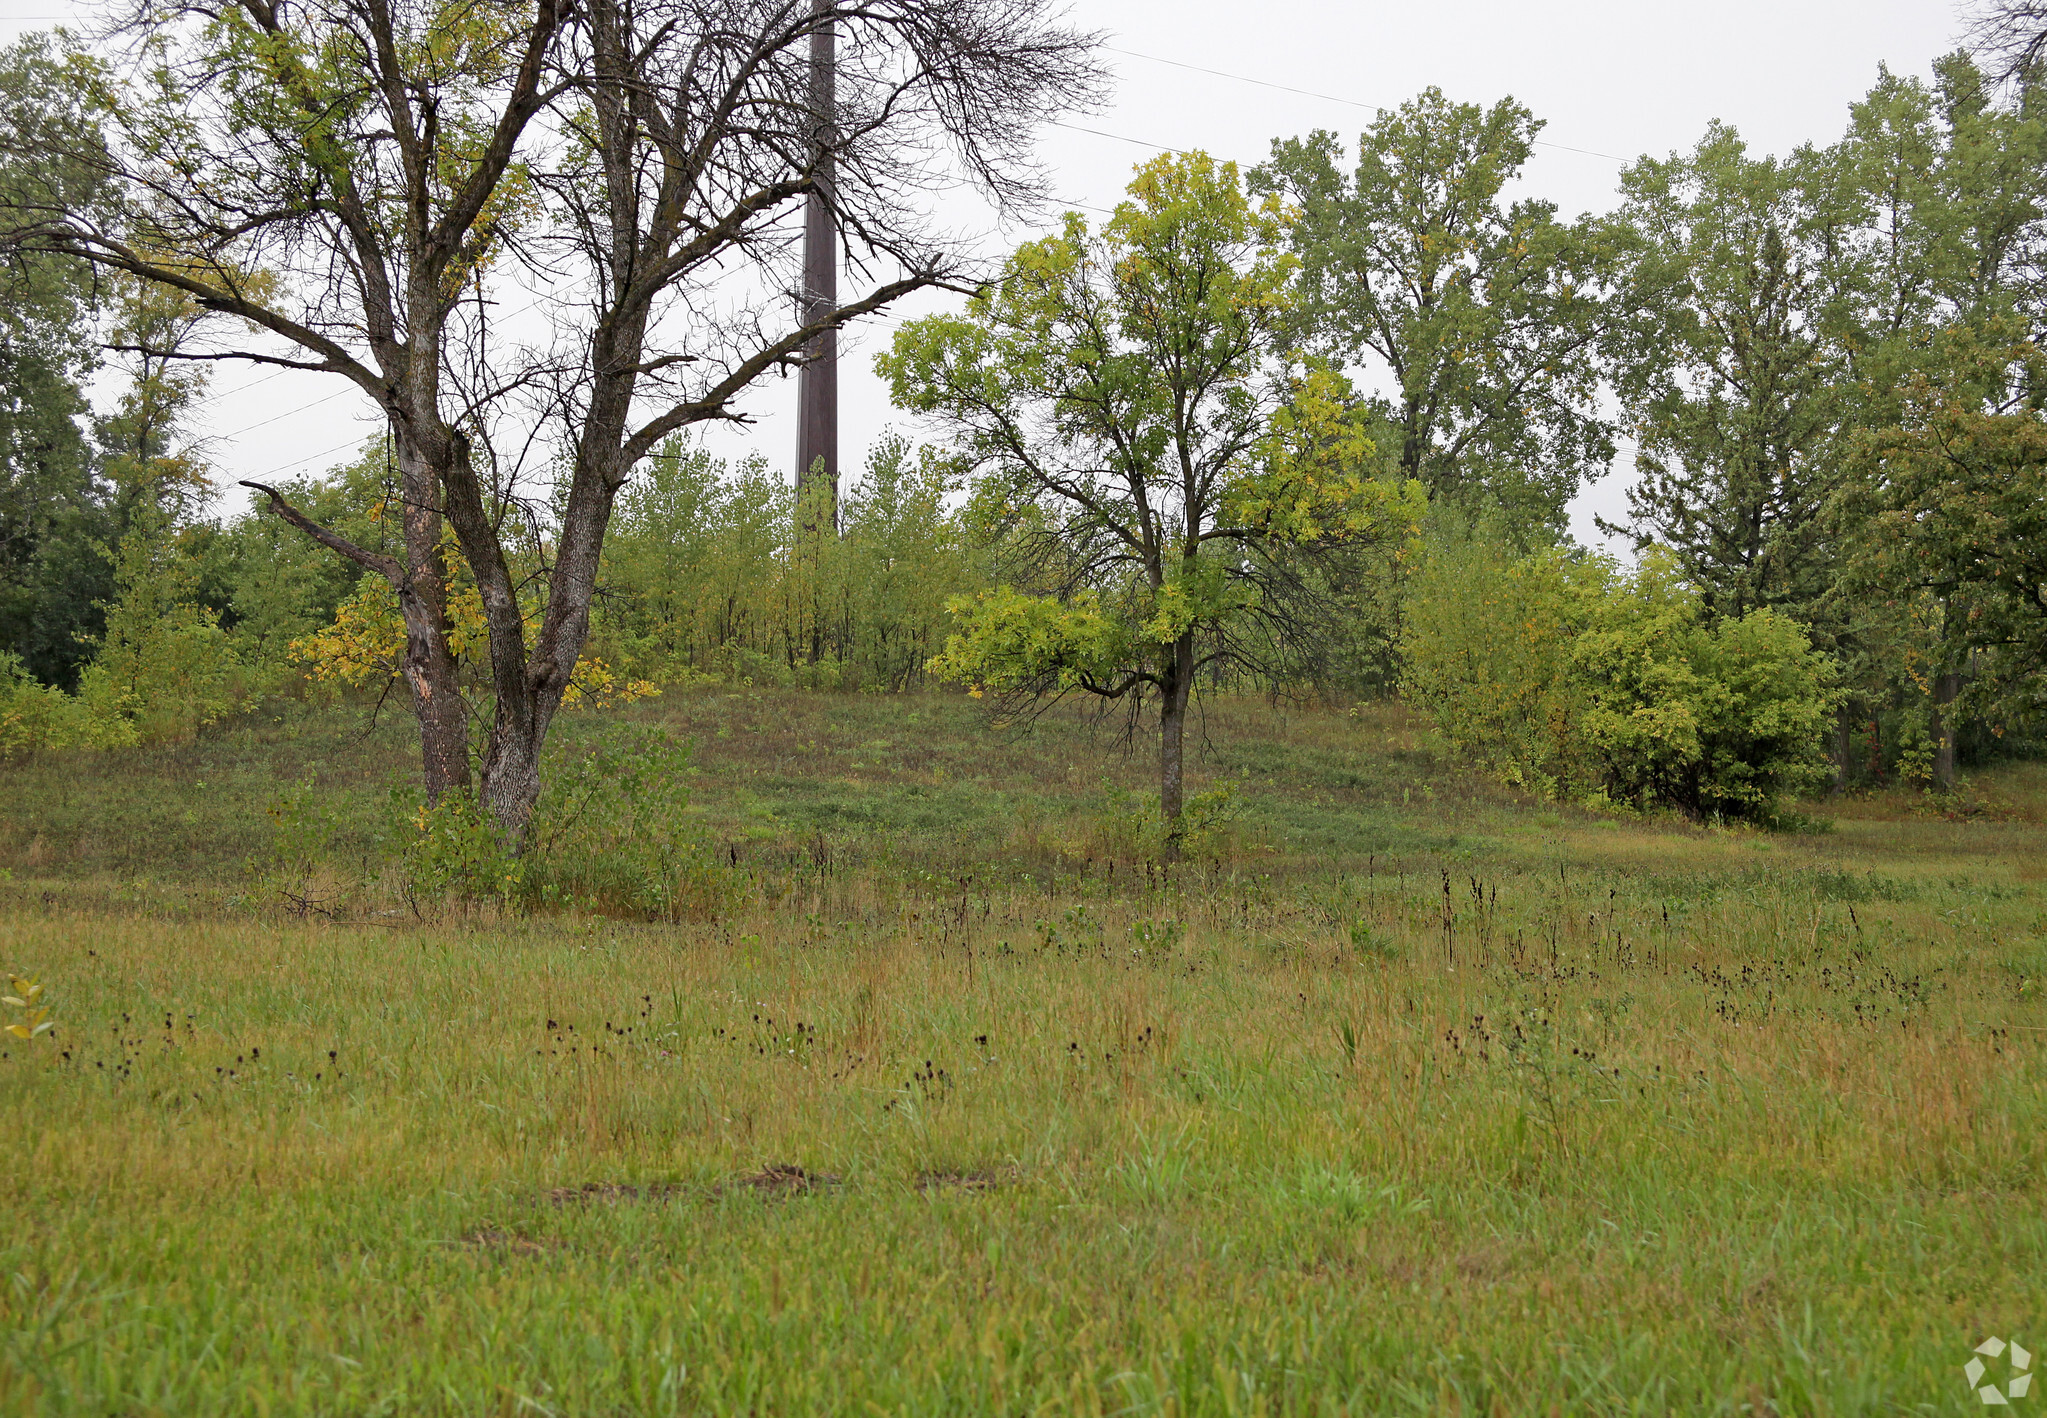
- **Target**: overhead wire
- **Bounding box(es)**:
[1100,43,1630,165]
[197,289,560,444]
[91,35,1625,480]
[1046,120,1189,157]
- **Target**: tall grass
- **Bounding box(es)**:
[0,696,2041,1413]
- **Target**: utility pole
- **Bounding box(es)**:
[795,0,837,532]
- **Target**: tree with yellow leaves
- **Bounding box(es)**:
[881,153,1423,857]
[14,0,1102,849]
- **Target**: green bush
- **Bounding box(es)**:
[1403,535,1836,820]
[1574,555,1839,817]
[385,786,522,910]
[0,650,90,759]
[1398,535,1597,793]
[378,724,730,919]
[76,515,254,747]
[0,511,264,757]
[522,724,728,918]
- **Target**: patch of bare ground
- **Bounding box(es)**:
[547,1181,686,1206]
[916,1166,1017,1194]
[722,1163,840,1198]
[460,1228,560,1256]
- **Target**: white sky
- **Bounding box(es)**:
[2,0,1976,549]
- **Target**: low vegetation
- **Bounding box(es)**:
[3,5,2046,1413]
[0,694,2041,1413]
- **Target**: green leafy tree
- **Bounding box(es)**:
[1403,534,1836,821]
[1599,124,1846,627]
[1252,90,1616,533]
[75,505,247,747]
[1838,351,2047,777]
[1820,57,2047,395]
[827,435,978,690]
[94,275,215,521]
[593,432,977,692]
[595,439,790,680]
[1813,56,2047,783]
[881,152,1422,854]
[0,35,111,688]
[1605,59,2046,635]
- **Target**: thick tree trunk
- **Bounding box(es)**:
[398,577,469,804]
[479,712,552,847]
[394,437,469,804]
[1158,633,1195,862]
[442,430,582,851]
[1931,671,1961,791]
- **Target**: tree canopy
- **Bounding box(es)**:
[5,0,1104,840]
[1252,90,1616,532]
[882,152,1422,849]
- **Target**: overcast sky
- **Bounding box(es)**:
[2,0,1976,548]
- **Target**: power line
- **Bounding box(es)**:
[245,430,379,482]
[1102,44,1630,165]
[209,385,351,440]
[1046,120,1189,156]
[196,290,559,437]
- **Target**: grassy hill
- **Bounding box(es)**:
[0,691,2042,1414]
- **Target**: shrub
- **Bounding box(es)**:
[76,516,250,747]
[386,786,522,911]
[1403,535,1836,820]
[1398,534,1596,795]
[1573,555,1838,817]
[523,724,727,918]
[0,651,90,759]
[377,724,729,919]
[1081,780,1240,864]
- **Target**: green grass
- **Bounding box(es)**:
[1,691,2043,1414]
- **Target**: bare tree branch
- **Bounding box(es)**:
[241,480,401,582]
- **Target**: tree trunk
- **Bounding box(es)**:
[394,437,469,804]
[1832,701,1854,794]
[398,576,469,805]
[1931,671,1960,791]
[1158,633,1195,861]
[479,710,552,848]
[443,428,579,850]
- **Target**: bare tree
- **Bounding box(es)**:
[480,0,1102,837]
[8,0,1103,842]
[1967,0,2047,84]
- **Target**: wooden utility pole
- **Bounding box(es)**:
[795,0,838,531]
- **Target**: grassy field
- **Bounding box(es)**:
[1,690,2043,1415]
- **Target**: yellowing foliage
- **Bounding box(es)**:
[292,573,656,711]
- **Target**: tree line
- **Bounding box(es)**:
[2,5,2045,857]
